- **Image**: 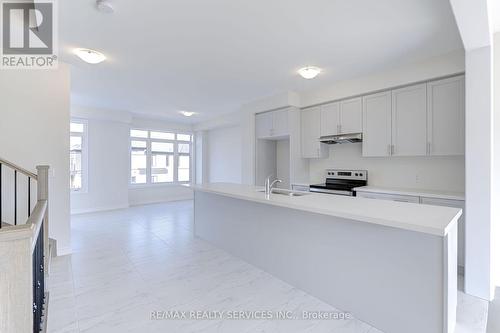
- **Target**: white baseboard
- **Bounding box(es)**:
[56,246,72,256]
[129,195,193,207]
[71,204,130,215]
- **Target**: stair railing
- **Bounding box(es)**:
[0,158,49,333]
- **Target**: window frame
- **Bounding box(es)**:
[129,128,193,187]
[70,118,88,193]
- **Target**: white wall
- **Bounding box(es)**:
[276,139,290,189]
[301,49,465,107]
[0,64,71,255]
[207,125,242,183]
[70,117,130,214]
[310,144,465,192]
[494,32,500,287]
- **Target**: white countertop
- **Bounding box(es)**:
[194,183,462,237]
[353,186,465,201]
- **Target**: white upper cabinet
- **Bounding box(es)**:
[362,91,392,157]
[391,84,427,156]
[301,107,328,158]
[320,102,340,137]
[339,97,363,134]
[255,109,289,139]
[427,76,465,156]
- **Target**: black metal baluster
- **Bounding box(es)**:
[14,170,17,225]
[28,177,31,217]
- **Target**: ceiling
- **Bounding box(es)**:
[59,0,463,123]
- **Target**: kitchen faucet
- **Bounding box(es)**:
[264,176,282,195]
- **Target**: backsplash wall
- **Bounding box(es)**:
[309,143,465,193]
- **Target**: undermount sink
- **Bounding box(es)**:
[256,188,310,197]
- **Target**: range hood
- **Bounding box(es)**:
[319,133,363,144]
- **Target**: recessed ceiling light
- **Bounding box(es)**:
[74,48,106,64]
[96,0,114,13]
[298,66,321,79]
[179,111,196,117]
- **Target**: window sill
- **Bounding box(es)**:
[71,189,88,195]
[128,182,191,190]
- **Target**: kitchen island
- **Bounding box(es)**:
[193,183,462,333]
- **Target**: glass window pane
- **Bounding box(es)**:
[130,129,148,138]
[151,131,175,140]
[70,135,82,151]
[151,141,173,153]
[131,140,147,150]
[178,143,190,153]
[70,122,84,133]
[151,154,174,183]
[131,146,147,184]
[178,155,190,182]
[70,151,82,190]
[177,134,191,141]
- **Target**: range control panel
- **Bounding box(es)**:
[325,169,367,181]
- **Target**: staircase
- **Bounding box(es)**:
[0,157,50,333]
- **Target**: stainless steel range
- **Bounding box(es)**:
[310,169,367,196]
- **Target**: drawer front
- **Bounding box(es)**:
[356,192,420,203]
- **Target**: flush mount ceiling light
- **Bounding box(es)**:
[179,111,196,117]
[96,0,114,13]
[298,66,321,79]
[74,48,106,64]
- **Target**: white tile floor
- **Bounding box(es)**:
[47,201,488,333]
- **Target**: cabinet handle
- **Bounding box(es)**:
[387,144,391,156]
[427,142,431,155]
[391,145,395,155]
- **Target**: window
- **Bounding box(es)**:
[70,120,87,191]
[130,129,192,185]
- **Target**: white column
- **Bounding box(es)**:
[464,46,494,300]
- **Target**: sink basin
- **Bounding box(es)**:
[256,188,310,197]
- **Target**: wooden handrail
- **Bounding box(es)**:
[0,157,38,180]
[0,200,47,249]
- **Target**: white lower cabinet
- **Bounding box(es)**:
[420,197,465,269]
[356,192,420,203]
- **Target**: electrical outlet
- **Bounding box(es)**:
[415,174,420,183]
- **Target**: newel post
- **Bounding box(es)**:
[36,165,49,275]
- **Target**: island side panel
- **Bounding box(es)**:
[194,191,450,333]
[444,223,458,333]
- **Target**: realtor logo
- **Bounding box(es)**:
[1,0,57,69]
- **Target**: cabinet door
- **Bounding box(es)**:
[362,92,392,157]
[301,107,326,158]
[391,84,427,156]
[339,97,362,134]
[420,197,465,268]
[255,112,273,139]
[427,76,465,156]
[320,102,340,137]
[356,192,420,203]
[272,109,289,137]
